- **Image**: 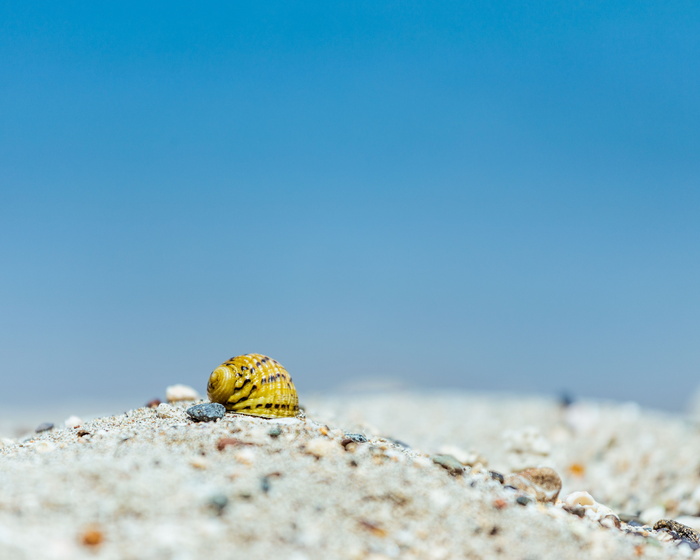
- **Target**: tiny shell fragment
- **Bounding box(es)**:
[504,467,562,503]
[166,384,200,402]
[563,491,620,527]
[64,415,83,428]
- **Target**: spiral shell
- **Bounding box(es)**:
[206,354,299,418]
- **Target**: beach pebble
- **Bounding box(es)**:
[268,425,283,438]
[186,403,225,422]
[35,422,54,433]
[80,525,104,547]
[431,454,465,476]
[63,415,83,429]
[653,519,700,544]
[207,494,229,515]
[503,467,562,503]
[343,433,368,443]
[165,384,200,402]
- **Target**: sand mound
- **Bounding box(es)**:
[1,392,699,559]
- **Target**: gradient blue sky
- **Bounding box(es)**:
[1,2,699,410]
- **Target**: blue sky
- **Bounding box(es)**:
[1,2,699,410]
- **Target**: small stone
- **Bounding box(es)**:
[80,525,104,547]
[489,471,505,484]
[654,519,700,544]
[431,454,465,476]
[186,403,225,422]
[165,384,200,402]
[516,496,532,506]
[146,398,162,408]
[35,422,54,433]
[504,467,562,503]
[64,415,82,428]
[207,494,229,515]
[268,425,283,438]
[341,433,369,449]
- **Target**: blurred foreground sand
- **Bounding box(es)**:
[1,391,700,559]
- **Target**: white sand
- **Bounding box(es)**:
[1,391,699,559]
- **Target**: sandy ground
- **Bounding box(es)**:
[1,390,700,560]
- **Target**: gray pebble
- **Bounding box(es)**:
[431,454,465,476]
[207,493,229,515]
[343,433,368,443]
[35,422,54,433]
[489,471,505,484]
[268,426,282,438]
[186,403,226,422]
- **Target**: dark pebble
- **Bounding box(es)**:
[516,496,532,506]
[260,476,271,493]
[186,403,226,422]
[35,422,54,433]
[341,433,369,448]
[267,426,282,438]
[431,454,465,476]
[207,494,229,515]
[489,471,505,484]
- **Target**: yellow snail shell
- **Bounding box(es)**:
[206,353,299,418]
